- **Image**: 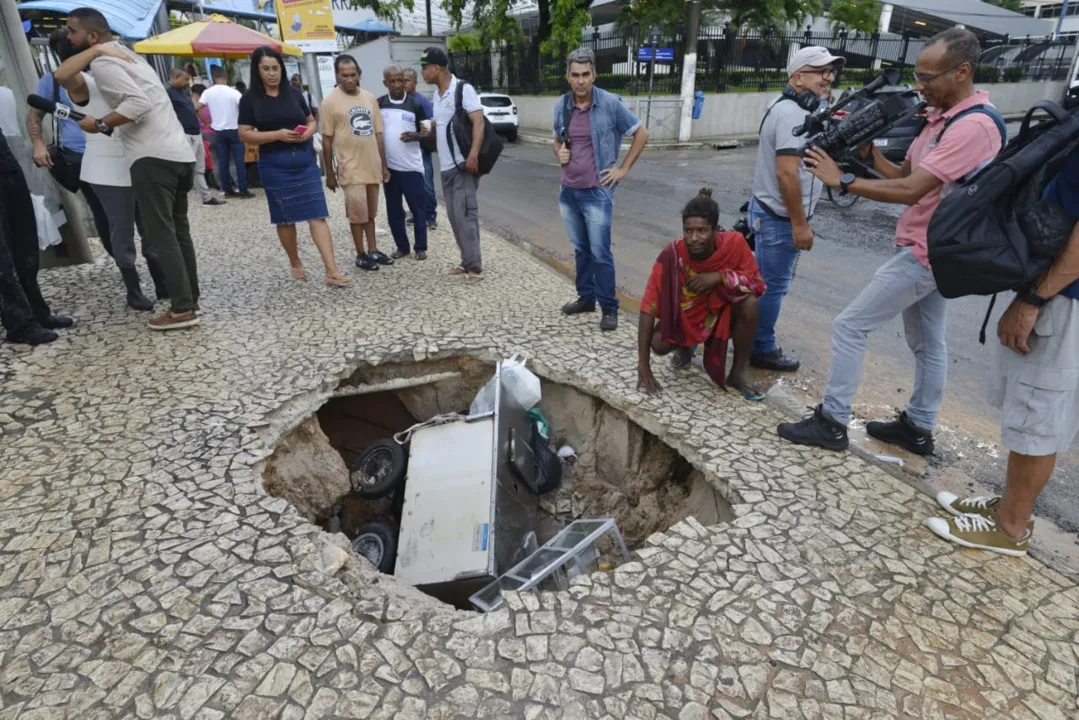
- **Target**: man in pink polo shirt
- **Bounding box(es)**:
[776,27,1005,454]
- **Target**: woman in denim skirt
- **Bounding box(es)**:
[238,46,349,286]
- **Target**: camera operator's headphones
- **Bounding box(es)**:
[759,88,822,133]
[781,87,821,113]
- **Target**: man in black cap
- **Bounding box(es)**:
[420,46,486,283]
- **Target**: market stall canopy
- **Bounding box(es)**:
[17,0,165,39]
[339,18,396,34]
[132,13,302,58]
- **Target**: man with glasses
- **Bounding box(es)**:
[778,28,1005,455]
[749,46,845,373]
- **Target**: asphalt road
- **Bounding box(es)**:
[458,140,1079,561]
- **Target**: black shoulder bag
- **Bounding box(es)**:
[47,74,84,193]
[448,80,503,175]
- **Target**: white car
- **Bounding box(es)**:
[479,93,519,142]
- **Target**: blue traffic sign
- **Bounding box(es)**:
[637,47,675,62]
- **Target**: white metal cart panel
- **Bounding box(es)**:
[395,418,496,586]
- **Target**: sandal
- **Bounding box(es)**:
[729,383,766,402]
[324,274,351,287]
[290,266,307,281]
[449,266,467,276]
[671,345,698,371]
[464,273,484,284]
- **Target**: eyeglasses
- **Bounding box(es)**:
[914,61,968,84]
[800,68,836,80]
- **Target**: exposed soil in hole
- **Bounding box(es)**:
[262,356,732,601]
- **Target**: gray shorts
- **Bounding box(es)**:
[988,295,1079,456]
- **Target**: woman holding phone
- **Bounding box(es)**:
[238,46,348,286]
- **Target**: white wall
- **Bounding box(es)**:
[512,82,1069,140]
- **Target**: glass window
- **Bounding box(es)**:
[480,96,513,107]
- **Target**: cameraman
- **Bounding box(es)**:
[749,47,846,373]
[779,28,1004,455]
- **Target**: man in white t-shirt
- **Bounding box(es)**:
[196,66,251,198]
[379,65,430,261]
[421,47,485,282]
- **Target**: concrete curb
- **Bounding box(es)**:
[515,131,754,152]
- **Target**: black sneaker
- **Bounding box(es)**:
[866,411,935,456]
[428,219,438,230]
[751,347,801,372]
[777,405,849,451]
[369,250,395,266]
[224,191,241,198]
[562,297,596,315]
[356,253,380,271]
[600,308,618,331]
[203,198,227,206]
[8,323,58,345]
[39,315,74,330]
[238,190,256,199]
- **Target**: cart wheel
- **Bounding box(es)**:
[827,185,859,209]
[350,439,407,499]
[351,521,398,573]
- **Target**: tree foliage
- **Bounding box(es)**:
[827,0,880,33]
[447,32,484,52]
[616,0,725,36]
[720,0,823,31]
[540,0,592,57]
[442,0,527,47]
[336,0,416,25]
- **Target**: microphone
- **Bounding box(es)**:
[27,93,112,136]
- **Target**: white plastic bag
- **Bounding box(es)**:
[470,354,542,415]
[33,194,62,251]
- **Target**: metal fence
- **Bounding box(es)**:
[449,28,1075,97]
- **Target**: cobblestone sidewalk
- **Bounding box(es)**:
[0,191,1076,720]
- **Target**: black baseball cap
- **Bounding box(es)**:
[419,47,449,68]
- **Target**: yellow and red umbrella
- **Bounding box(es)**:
[132,14,302,59]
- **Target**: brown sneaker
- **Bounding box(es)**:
[148,310,200,331]
[935,492,1034,531]
[925,509,1031,557]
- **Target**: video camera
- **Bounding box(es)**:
[794,68,925,169]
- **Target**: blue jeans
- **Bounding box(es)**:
[386,169,428,253]
[824,247,947,430]
[559,185,616,311]
[422,151,437,225]
[749,197,800,355]
[215,129,247,194]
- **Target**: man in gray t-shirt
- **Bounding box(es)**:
[748,46,844,373]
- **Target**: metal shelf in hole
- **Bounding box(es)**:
[469,519,631,612]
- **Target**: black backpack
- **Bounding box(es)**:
[927,101,1079,340]
[449,81,503,175]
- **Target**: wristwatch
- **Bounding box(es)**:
[95,118,110,134]
[1017,287,1050,308]
[839,172,856,195]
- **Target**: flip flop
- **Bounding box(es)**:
[730,383,766,402]
[290,266,307,281]
[449,266,467,276]
[670,345,698,371]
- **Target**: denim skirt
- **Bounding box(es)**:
[258,145,328,225]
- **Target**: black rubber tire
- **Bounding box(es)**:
[351,521,398,573]
[350,439,408,499]
[506,128,518,143]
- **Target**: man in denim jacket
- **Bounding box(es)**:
[553,47,648,331]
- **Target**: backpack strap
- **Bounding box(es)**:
[448,79,468,173]
[934,104,1007,149]
[758,95,796,135]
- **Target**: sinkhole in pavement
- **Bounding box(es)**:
[262,356,731,609]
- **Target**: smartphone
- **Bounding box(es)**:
[293,124,308,135]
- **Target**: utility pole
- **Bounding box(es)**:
[0,0,91,265]
[426,0,433,36]
[1057,0,1071,39]
[677,0,701,143]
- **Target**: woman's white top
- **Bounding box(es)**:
[79,74,132,187]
